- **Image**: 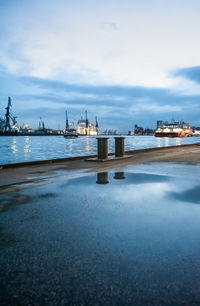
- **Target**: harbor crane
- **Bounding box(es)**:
[4,97,17,132]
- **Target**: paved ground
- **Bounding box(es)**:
[1,144,200,305]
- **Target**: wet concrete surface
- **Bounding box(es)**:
[1,163,200,305]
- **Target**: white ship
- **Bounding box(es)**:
[76,119,98,136]
[64,111,98,137]
[155,121,193,137]
[76,111,99,136]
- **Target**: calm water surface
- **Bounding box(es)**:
[1,163,200,305]
[0,135,200,164]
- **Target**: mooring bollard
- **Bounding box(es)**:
[113,172,125,180]
[96,172,109,184]
[97,137,108,160]
[115,137,125,157]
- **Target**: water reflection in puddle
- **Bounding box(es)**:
[1,163,200,305]
[170,185,200,204]
[96,171,170,184]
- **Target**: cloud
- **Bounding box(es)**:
[173,66,200,84]
[5,74,197,130]
[2,0,200,87]
[19,76,176,101]
[103,22,118,30]
[2,68,200,131]
[20,75,200,106]
[1,1,200,131]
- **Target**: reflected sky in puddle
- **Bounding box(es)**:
[170,185,200,204]
[1,162,200,305]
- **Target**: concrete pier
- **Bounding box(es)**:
[97,137,108,160]
[115,137,125,157]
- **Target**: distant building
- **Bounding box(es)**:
[134,124,144,135]
[128,124,155,136]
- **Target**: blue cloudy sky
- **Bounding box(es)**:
[1,0,200,132]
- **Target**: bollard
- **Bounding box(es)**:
[97,137,108,160]
[96,172,109,184]
[113,172,125,180]
[115,137,125,157]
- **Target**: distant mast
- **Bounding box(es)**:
[66,111,69,129]
[85,110,89,135]
[4,97,12,132]
[95,116,99,135]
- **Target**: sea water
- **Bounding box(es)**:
[0,135,200,165]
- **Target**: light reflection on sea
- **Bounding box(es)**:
[24,136,31,156]
[0,135,200,165]
[11,137,18,154]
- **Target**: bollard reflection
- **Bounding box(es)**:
[114,172,126,180]
[96,172,109,184]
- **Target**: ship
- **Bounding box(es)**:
[75,111,99,136]
[155,121,193,137]
[64,128,78,138]
[63,110,98,137]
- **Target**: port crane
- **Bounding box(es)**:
[4,97,17,132]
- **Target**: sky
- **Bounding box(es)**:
[1,0,200,132]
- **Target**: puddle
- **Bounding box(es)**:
[1,162,200,305]
[170,185,200,204]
